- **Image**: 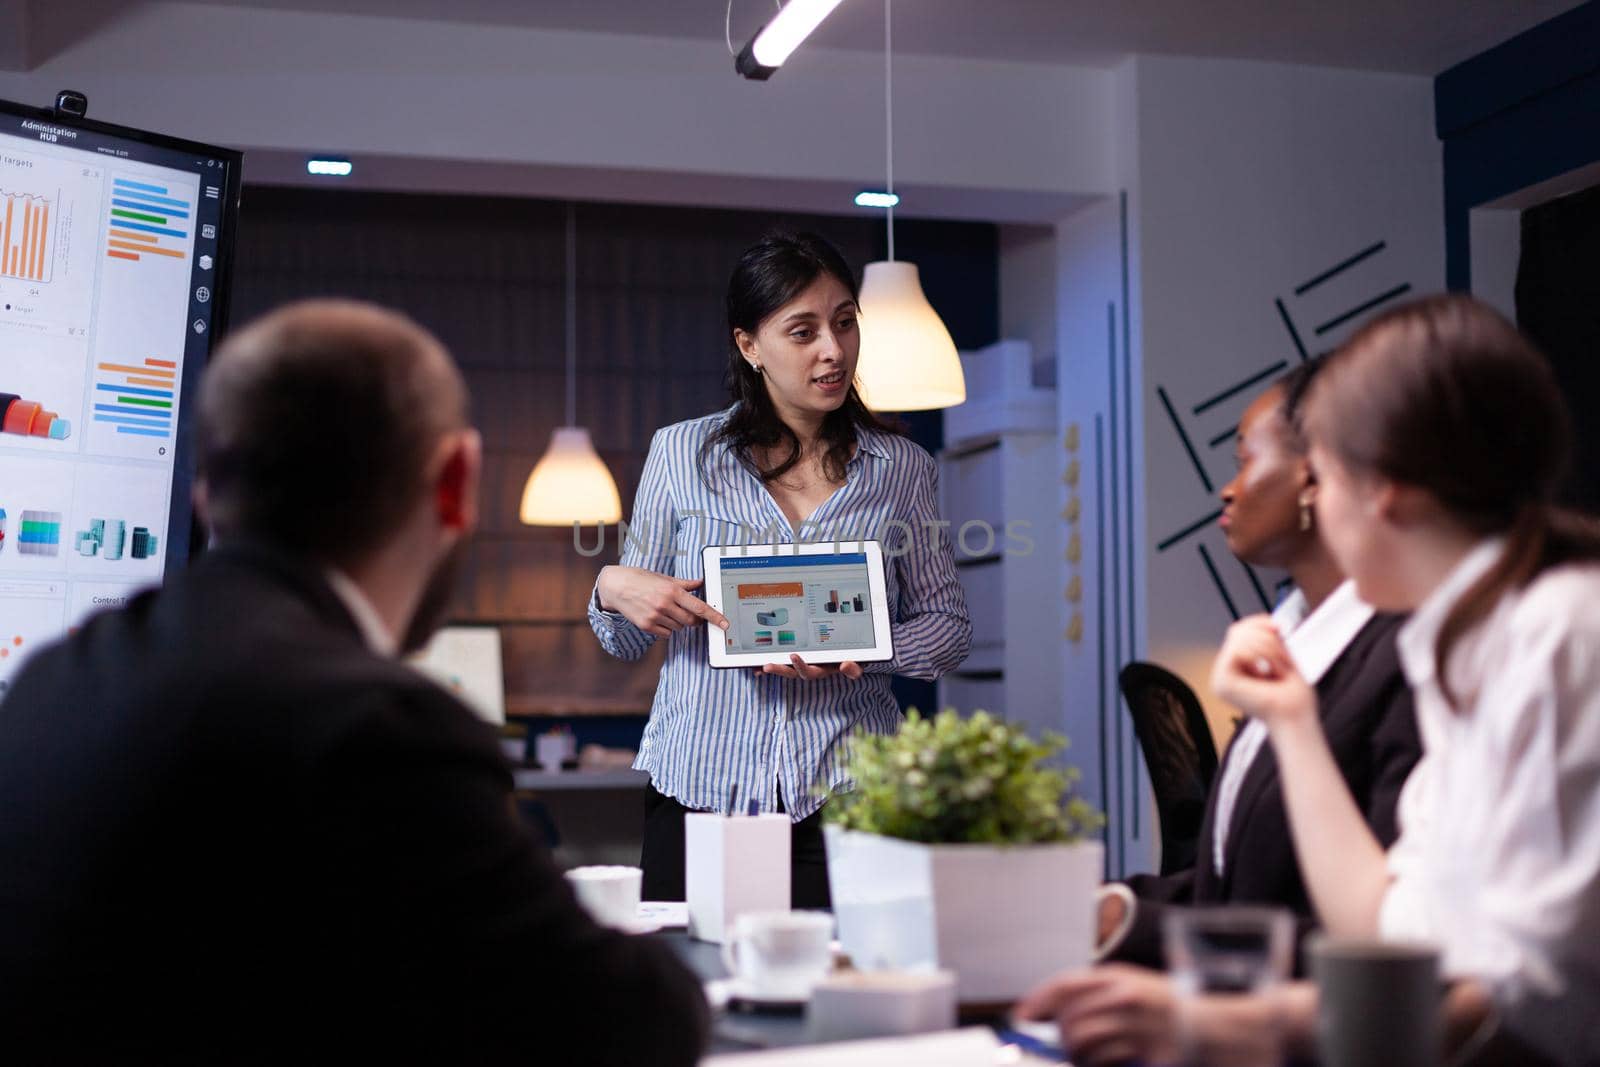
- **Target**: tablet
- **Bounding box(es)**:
[703,541,894,668]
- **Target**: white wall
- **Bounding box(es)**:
[1129,55,1443,744]
[1048,55,1444,877]
[0,2,1113,216]
[1469,207,1521,322]
[1056,191,1147,872]
[999,225,1059,374]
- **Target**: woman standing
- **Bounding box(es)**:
[589,232,971,907]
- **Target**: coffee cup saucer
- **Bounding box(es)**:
[610,915,665,936]
[705,977,811,1012]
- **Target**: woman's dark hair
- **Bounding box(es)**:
[1275,353,1325,452]
[1304,294,1600,705]
[700,231,901,486]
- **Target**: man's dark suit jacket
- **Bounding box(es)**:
[1110,612,1421,969]
[0,544,708,1064]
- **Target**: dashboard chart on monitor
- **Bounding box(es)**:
[0,100,238,700]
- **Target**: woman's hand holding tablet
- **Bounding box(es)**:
[760,653,864,680]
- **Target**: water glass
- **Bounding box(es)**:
[1164,906,1294,1066]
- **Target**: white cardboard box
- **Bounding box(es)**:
[685,812,791,943]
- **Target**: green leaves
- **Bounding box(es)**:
[824,709,1104,845]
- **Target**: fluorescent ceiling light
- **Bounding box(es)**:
[854,190,900,209]
[736,0,846,80]
[306,158,353,177]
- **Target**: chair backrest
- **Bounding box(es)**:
[1117,661,1220,875]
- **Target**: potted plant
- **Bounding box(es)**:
[824,709,1103,1003]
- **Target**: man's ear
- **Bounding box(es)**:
[433,429,482,534]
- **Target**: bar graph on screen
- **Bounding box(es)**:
[91,358,176,439]
[104,178,190,264]
[0,189,56,283]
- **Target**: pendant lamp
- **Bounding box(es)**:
[853,0,965,412]
[519,205,623,526]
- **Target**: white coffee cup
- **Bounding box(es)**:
[565,865,642,928]
[721,910,834,999]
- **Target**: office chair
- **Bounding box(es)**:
[1117,662,1220,876]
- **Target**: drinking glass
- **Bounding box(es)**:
[1164,906,1294,1066]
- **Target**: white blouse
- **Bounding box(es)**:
[1211,579,1374,875]
[1380,539,1600,1064]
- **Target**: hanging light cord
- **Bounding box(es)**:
[565,204,577,428]
[884,0,895,261]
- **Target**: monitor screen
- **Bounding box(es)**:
[0,97,241,700]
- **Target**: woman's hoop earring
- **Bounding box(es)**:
[1298,490,1315,532]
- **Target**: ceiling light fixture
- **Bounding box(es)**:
[306,158,352,177]
[732,0,846,80]
[853,0,965,412]
[519,204,623,527]
[854,190,900,209]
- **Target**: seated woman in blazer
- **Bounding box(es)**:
[1097,358,1422,967]
[1023,298,1598,1066]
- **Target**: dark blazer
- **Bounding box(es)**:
[0,544,708,1065]
[1111,612,1420,969]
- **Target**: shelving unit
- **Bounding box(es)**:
[937,341,1064,741]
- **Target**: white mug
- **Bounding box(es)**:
[721,910,834,999]
[535,731,575,771]
[564,865,642,928]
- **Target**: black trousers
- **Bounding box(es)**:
[640,782,833,909]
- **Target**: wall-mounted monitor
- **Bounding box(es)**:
[0,95,241,700]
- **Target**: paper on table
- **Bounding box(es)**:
[702,1027,1020,1066]
[637,901,688,927]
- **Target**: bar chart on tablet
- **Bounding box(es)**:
[0,190,55,283]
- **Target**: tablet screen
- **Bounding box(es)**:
[717,551,878,655]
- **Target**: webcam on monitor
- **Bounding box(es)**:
[53,90,87,120]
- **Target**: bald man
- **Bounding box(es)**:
[0,301,708,1064]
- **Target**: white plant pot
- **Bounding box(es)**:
[824,825,1102,1003]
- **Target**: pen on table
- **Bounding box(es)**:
[726,783,739,818]
[993,1027,1067,1063]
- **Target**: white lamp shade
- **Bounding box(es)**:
[519,426,623,526]
[854,260,966,412]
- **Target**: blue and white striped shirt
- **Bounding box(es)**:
[588,408,972,821]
